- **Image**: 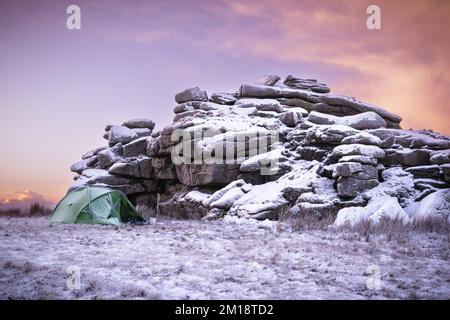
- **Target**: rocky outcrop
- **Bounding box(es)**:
[175,87,208,104]
[209,92,237,105]
[122,118,155,130]
[318,95,402,129]
[255,75,281,86]
[108,125,151,146]
[283,75,330,93]
[279,111,303,127]
[68,74,450,226]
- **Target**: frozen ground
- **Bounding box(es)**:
[1,216,449,300]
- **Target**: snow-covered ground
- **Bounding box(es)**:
[1,216,449,300]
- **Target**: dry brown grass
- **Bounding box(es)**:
[135,203,156,220]
[351,217,450,235]
[290,213,336,231]
[337,216,450,244]
[285,212,450,239]
[277,206,336,231]
[0,208,21,217]
[411,217,450,234]
[0,202,52,217]
[26,203,52,216]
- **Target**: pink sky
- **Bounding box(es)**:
[0,0,449,203]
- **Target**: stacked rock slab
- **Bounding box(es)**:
[69,75,450,225]
[327,143,384,198]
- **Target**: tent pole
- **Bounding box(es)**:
[87,187,92,219]
[156,192,160,225]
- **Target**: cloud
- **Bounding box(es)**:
[199,0,450,133]
[110,0,450,133]
[0,190,55,211]
[113,29,181,45]
[4,0,449,133]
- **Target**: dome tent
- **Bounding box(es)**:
[50,186,144,226]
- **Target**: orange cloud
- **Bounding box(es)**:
[200,0,450,134]
[0,190,55,211]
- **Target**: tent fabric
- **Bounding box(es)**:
[50,186,144,226]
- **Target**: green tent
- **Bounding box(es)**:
[50,186,145,226]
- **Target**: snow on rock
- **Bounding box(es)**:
[228,180,290,219]
[341,132,382,146]
[364,167,416,203]
[222,215,277,230]
[334,196,410,228]
[204,179,246,207]
[183,190,211,205]
[284,106,308,117]
[331,144,385,159]
[414,178,448,189]
[413,189,450,224]
[319,94,402,128]
[229,162,318,220]
[241,183,253,193]
[393,131,450,150]
[307,111,386,130]
[123,137,149,158]
[210,187,245,210]
[306,124,359,145]
[332,162,362,178]
[279,111,303,127]
[175,87,208,104]
[339,155,378,165]
[81,168,108,178]
[108,126,151,145]
[240,145,288,175]
[81,146,108,160]
[235,98,283,113]
[209,92,238,105]
[97,143,123,169]
[430,149,450,164]
[108,157,153,179]
[239,83,322,103]
[194,126,272,159]
[70,156,98,174]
